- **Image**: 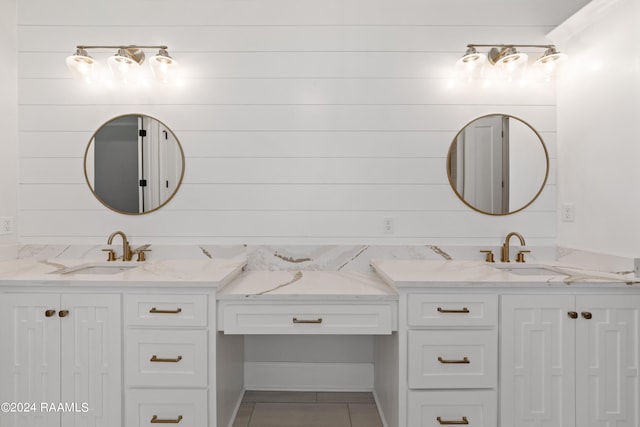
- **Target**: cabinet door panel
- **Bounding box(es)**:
[576,295,640,427]
[500,295,575,427]
[0,294,61,427]
[60,294,122,427]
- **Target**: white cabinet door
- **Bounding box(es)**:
[0,294,61,427]
[60,294,121,427]
[576,295,640,427]
[500,295,576,427]
[0,293,121,427]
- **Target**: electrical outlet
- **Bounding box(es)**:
[0,217,14,234]
[561,204,575,222]
[383,217,394,234]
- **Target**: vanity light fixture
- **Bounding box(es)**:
[456,44,567,82]
[66,45,179,85]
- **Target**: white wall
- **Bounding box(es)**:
[553,0,640,257]
[0,0,18,247]
[16,0,589,245]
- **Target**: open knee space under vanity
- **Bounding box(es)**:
[215,270,399,427]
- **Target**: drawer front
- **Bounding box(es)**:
[125,389,207,427]
[408,330,497,389]
[219,303,393,335]
[125,330,207,387]
[408,390,496,427]
[408,294,497,327]
[124,294,207,327]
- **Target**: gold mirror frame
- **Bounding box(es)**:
[446,113,549,216]
[84,114,185,215]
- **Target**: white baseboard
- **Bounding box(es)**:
[244,362,374,390]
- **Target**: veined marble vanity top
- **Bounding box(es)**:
[217,270,397,300]
[0,257,247,286]
[371,259,639,287]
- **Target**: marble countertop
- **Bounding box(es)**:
[0,258,247,287]
[371,259,639,288]
[217,270,398,300]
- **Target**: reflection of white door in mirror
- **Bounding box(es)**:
[456,115,508,214]
[84,114,185,215]
[447,114,549,216]
[139,117,182,213]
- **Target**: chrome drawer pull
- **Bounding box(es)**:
[292,317,323,324]
[437,416,469,425]
[149,307,182,314]
[150,415,183,423]
[438,356,470,364]
[150,355,183,363]
[437,307,470,314]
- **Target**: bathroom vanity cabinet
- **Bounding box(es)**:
[0,292,121,427]
[405,294,498,427]
[0,258,246,427]
[501,294,640,427]
[372,259,640,427]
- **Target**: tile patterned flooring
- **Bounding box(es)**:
[232,391,384,427]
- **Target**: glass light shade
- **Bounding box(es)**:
[534,48,568,80]
[150,49,179,84]
[496,48,528,82]
[66,49,96,83]
[456,47,486,82]
[108,49,142,84]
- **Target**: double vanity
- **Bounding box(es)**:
[0,250,638,427]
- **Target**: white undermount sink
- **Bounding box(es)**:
[492,263,568,276]
[55,263,140,275]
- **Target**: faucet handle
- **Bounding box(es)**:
[516,250,531,263]
[135,248,151,262]
[102,248,117,262]
[480,250,495,263]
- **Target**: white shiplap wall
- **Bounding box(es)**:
[16,0,588,245]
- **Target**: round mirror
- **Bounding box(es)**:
[84,114,185,215]
[447,114,549,215]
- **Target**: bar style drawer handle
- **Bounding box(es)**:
[150,415,183,423]
[437,307,470,314]
[437,416,469,425]
[150,355,183,363]
[149,307,182,314]
[438,356,470,364]
[292,317,323,324]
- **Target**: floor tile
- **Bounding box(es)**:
[232,403,255,427]
[242,390,317,403]
[348,403,384,427]
[317,391,375,404]
[249,403,351,427]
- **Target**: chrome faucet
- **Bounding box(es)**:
[501,232,526,263]
[107,230,133,261]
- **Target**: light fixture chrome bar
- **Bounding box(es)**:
[76,45,168,50]
[466,43,557,49]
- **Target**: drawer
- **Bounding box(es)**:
[124,294,207,327]
[219,302,394,334]
[408,390,496,427]
[125,330,207,387]
[408,294,497,327]
[125,389,207,427]
[408,330,497,389]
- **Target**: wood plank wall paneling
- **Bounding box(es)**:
[16,0,583,244]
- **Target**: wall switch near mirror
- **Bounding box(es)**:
[0,217,14,235]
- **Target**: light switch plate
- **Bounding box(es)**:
[0,217,14,234]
